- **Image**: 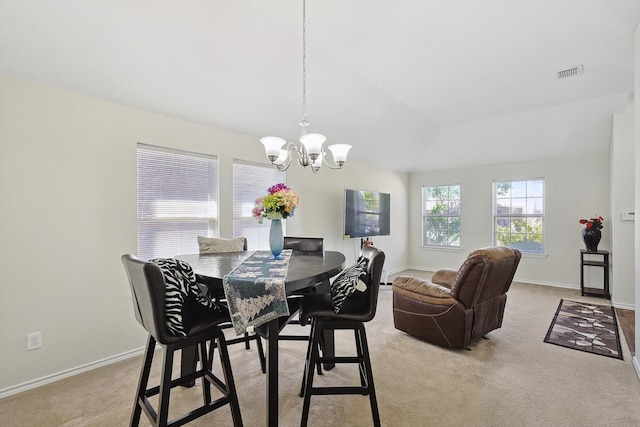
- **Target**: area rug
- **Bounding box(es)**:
[544,299,623,360]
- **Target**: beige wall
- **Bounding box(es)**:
[408,156,614,292]
[1,67,637,391]
[611,109,636,306]
[0,75,408,392]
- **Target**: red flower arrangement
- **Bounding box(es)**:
[579,215,604,229]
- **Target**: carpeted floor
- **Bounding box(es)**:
[2,275,640,426]
[544,299,623,359]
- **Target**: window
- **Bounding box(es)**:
[232,160,284,250]
[493,179,544,253]
[422,184,461,247]
[137,144,218,260]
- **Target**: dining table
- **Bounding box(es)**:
[176,250,345,427]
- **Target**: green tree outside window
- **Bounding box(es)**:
[494,179,544,253]
[422,185,461,247]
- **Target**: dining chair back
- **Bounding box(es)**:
[283,236,324,253]
[121,254,243,427]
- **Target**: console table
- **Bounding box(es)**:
[580,250,610,299]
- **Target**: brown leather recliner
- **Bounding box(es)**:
[392,246,521,349]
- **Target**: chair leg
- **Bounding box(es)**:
[244,332,251,349]
[255,333,267,373]
[300,320,322,427]
[157,344,175,427]
[215,328,244,427]
[354,328,366,388]
[207,339,216,370]
[130,335,155,427]
[199,340,212,404]
[299,319,317,397]
[356,325,381,427]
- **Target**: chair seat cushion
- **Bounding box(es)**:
[330,256,370,314]
[299,293,339,325]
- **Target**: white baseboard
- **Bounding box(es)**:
[0,347,145,399]
[634,356,640,382]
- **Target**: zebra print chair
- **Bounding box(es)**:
[121,254,243,427]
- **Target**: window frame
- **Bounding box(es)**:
[421,184,461,248]
[492,178,545,254]
[136,143,219,260]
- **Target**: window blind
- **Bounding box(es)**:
[232,160,284,250]
[137,144,218,260]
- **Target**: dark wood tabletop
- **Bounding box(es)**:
[175,249,345,427]
[177,250,345,294]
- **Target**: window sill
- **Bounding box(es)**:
[520,251,548,259]
[420,245,463,253]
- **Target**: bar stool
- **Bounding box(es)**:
[298,245,385,427]
[121,254,243,427]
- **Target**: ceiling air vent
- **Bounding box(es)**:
[557,65,583,79]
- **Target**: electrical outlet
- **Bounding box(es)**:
[27,332,41,351]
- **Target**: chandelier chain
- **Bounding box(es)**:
[301,0,307,122]
[259,0,351,173]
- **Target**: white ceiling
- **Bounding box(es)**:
[1,0,638,172]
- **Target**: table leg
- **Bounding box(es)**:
[266,319,279,427]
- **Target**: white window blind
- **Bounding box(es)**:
[137,144,218,260]
[232,160,284,250]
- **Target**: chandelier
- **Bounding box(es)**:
[259,0,351,173]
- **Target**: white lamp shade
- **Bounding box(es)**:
[274,149,289,165]
[260,136,286,158]
[299,133,326,157]
[327,144,352,163]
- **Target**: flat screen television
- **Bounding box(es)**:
[344,189,391,238]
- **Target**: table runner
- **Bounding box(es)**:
[222,250,292,335]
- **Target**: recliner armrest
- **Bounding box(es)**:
[392,276,455,305]
[430,268,458,289]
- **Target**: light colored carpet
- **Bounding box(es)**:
[2,273,640,426]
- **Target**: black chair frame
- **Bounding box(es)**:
[298,245,385,427]
[300,318,379,427]
[122,254,243,427]
[133,328,242,427]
